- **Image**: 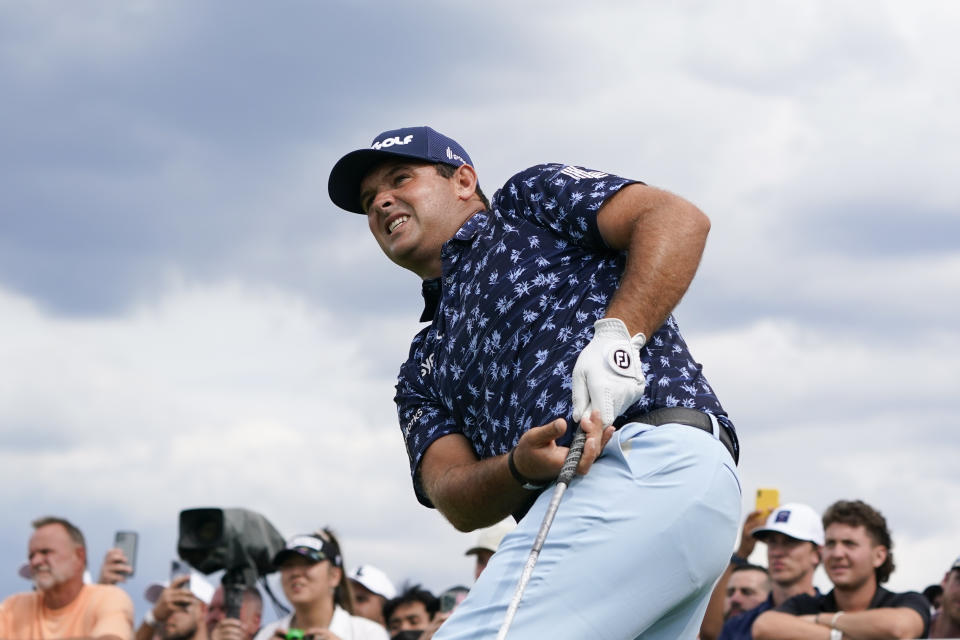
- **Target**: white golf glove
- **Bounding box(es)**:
[571,318,647,426]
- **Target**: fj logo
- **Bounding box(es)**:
[612,349,631,370]
[372,134,414,150]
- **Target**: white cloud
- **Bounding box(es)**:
[0,281,477,597]
[2,0,958,616]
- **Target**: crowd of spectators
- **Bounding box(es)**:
[1,503,956,640]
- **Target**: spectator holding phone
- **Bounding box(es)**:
[98,548,136,585]
[137,572,215,640]
[0,516,134,640]
[253,529,387,640]
[207,584,264,640]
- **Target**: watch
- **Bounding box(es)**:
[508,448,549,490]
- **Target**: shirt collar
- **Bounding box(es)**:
[420,277,441,322]
[450,210,489,244]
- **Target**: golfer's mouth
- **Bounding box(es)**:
[386,215,410,235]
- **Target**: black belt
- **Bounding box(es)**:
[622,407,739,464]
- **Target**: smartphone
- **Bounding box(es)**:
[755,488,780,516]
[171,559,192,590]
[113,531,138,577]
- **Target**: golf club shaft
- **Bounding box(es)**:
[496,427,587,639]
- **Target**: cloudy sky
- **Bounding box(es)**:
[1,0,958,621]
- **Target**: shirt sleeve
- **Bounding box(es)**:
[394,329,461,508]
[493,163,638,251]
[884,591,932,638]
[90,586,134,640]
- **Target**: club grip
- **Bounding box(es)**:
[557,427,586,485]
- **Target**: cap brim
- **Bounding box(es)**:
[327,147,436,214]
[751,526,819,545]
[272,547,324,569]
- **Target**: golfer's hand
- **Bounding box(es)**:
[572,318,647,426]
[512,412,614,482]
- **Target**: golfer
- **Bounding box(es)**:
[328,126,741,639]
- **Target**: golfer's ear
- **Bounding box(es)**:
[454,164,479,201]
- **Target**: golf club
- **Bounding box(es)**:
[495,426,587,640]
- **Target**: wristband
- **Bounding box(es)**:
[831,611,844,628]
[730,554,748,567]
[507,448,549,490]
[829,629,842,640]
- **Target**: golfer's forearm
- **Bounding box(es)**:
[423,453,531,531]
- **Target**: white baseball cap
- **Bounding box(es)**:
[347,564,396,600]
[465,519,516,556]
[751,503,825,546]
[144,570,215,605]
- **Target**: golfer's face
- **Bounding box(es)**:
[360,160,458,279]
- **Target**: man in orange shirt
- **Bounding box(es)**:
[0,516,134,640]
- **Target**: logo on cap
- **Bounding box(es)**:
[372,134,414,150]
[446,146,467,165]
[776,510,791,523]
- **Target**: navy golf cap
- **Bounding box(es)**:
[328,126,473,214]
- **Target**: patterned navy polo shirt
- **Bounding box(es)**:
[394,163,736,506]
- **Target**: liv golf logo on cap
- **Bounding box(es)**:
[372,134,414,150]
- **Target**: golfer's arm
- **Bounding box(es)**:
[598,183,709,337]
[420,433,531,531]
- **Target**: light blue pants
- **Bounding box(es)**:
[435,420,742,640]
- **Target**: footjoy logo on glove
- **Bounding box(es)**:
[372,134,414,150]
[612,349,631,370]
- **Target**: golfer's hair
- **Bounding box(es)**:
[822,499,895,584]
[435,163,489,211]
[32,516,86,550]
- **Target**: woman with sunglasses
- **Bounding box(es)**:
[255,529,388,640]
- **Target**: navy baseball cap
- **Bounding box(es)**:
[328,126,474,214]
[272,533,342,569]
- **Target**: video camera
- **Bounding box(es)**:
[178,507,285,618]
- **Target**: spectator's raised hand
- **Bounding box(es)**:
[98,547,134,585]
[212,617,249,640]
[153,575,193,622]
